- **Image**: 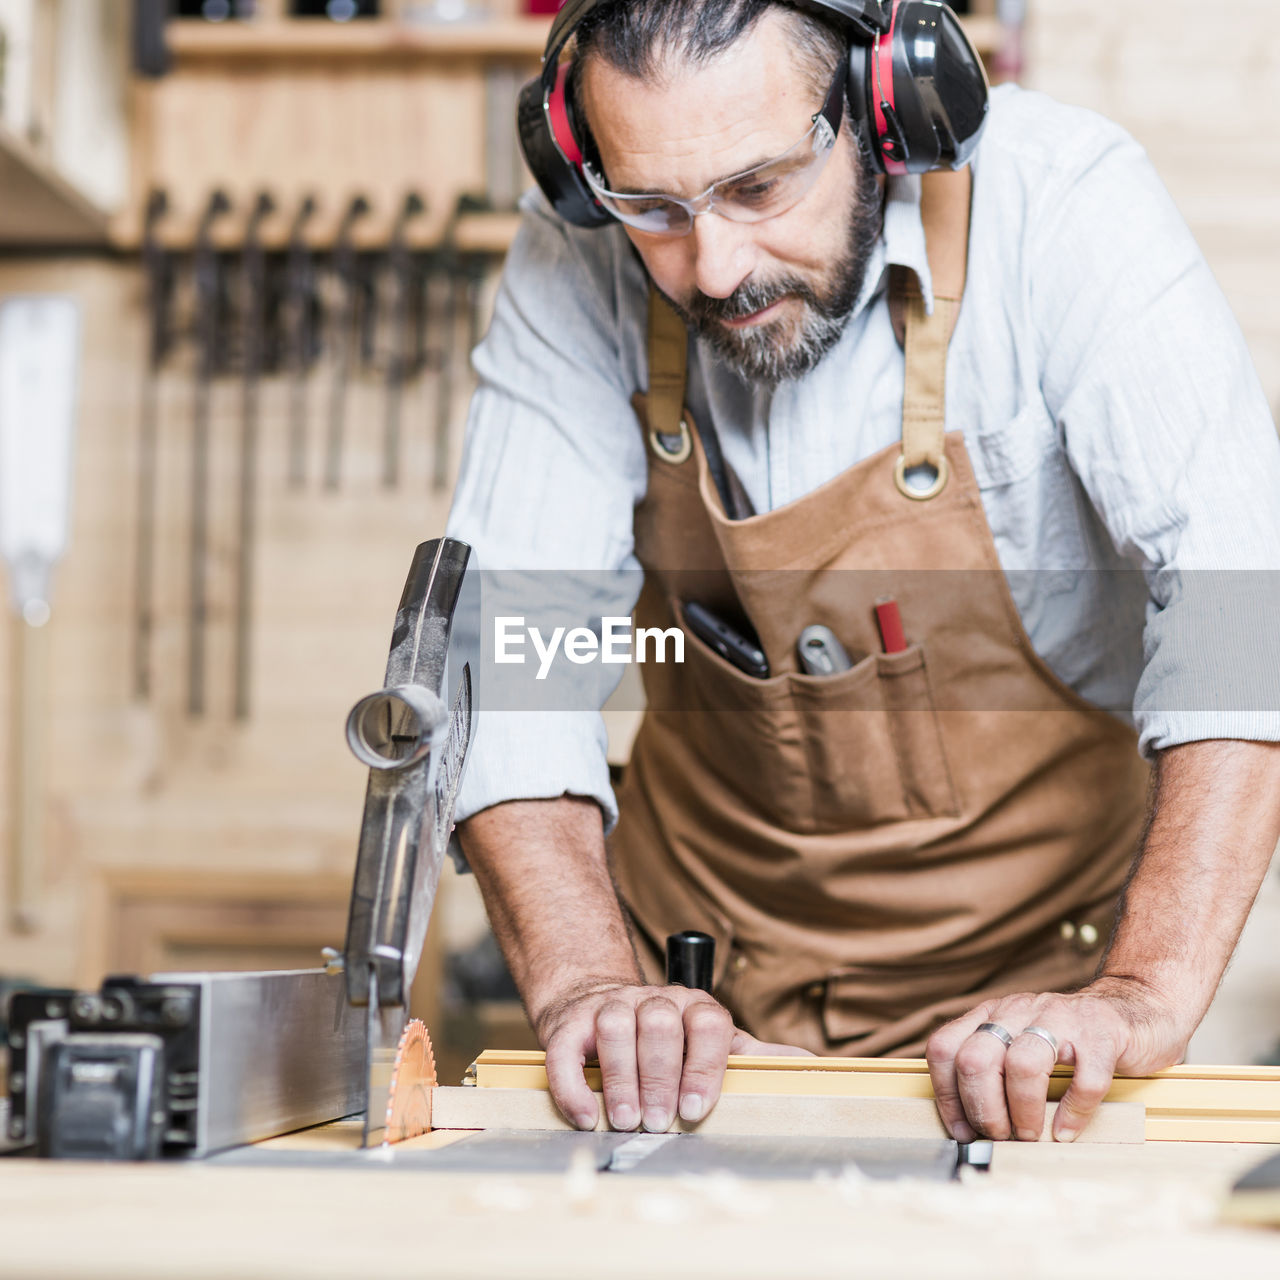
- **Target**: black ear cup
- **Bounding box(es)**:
[847,0,989,175]
[517,73,612,228]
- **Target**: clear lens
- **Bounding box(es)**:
[584,112,837,238]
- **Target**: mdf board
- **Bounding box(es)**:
[430,1084,1147,1144]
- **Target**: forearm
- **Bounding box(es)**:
[1100,739,1280,1032]
[457,796,642,1038]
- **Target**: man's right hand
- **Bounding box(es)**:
[538,982,811,1132]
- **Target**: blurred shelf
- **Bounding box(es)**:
[164,14,1001,63]
[109,203,524,253]
[0,126,111,248]
[166,15,553,62]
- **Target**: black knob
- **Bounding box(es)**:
[665,931,716,993]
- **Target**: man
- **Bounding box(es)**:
[446,0,1280,1146]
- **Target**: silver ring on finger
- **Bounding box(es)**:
[1018,1024,1060,1060]
[975,1021,1014,1048]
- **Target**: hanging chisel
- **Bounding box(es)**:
[382,191,424,489]
[187,188,232,717]
[132,189,174,701]
[430,235,461,493]
[324,194,370,491]
[232,191,274,721]
[285,195,317,489]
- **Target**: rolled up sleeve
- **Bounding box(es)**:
[1031,120,1280,756]
[445,192,648,854]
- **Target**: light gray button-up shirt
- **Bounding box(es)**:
[446,84,1280,833]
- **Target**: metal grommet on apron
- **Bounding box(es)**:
[648,415,694,464]
[893,452,950,501]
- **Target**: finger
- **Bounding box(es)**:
[1004,1030,1058,1141]
[1053,1048,1117,1143]
[635,994,685,1132]
[677,1000,734,1123]
[926,1007,995,1143]
[952,1024,1015,1141]
[593,997,641,1132]
[544,1016,604,1132]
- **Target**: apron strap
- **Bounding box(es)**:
[647,288,689,442]
[645,286,747,515]
[891,167,972,501]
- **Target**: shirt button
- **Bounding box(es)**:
[1078,923,1099,949]
[805,981,825,1001]
[732,955,747,973]
[1059,920,1077,942]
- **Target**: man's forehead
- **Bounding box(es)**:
[579,17,818,193]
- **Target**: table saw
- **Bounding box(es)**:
[4,536,1280,1278]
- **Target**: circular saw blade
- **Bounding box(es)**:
[383,1018,437,1144]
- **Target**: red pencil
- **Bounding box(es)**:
[874,598,907,654]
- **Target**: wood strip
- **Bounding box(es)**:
[468,1051,1280,1141]
[472,1049,1280,1084]
[471,1062,1280,1115]
[431,1086,1144,1144]
[1146,1116,1280,1143]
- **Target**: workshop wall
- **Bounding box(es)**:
[1027,0,1280,414]
[1030,0,1280,1065]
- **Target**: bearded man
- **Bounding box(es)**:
[444,0,1280,1145]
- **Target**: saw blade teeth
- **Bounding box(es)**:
[383,1019,437,1144]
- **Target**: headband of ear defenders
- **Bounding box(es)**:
[539,0,892,89]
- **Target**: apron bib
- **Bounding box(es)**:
[609,170,1150,1057]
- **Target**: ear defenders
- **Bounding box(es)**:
[516,0,990,230]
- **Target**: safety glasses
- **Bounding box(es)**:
[582,60,848,238]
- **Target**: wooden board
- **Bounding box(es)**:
[431,1085,1146,1144]
[468,1050,1280,1143]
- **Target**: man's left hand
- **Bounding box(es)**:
[925,978,1187,1143]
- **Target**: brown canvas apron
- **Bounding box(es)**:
[608,169,1151,1057]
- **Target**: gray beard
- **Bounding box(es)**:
[658,161,882,388]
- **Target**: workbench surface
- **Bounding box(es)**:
[3,1134,1277,1279]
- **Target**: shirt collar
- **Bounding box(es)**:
[877,173,935,315]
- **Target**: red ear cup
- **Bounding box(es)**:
[847,0,989,175]
[546,63,585,167]
[516,62,613,228]
[873,0,907,173]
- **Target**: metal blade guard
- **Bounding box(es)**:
[342,538,477,1012]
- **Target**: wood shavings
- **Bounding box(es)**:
[819,1166,1218,1239]
[633,1192,696,1226]
[564,1147,598,1210]
[674,1172,775,1219]
[466,1181,536,1214]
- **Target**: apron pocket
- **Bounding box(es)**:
[791,645,958,833]
[673,610,812,826]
